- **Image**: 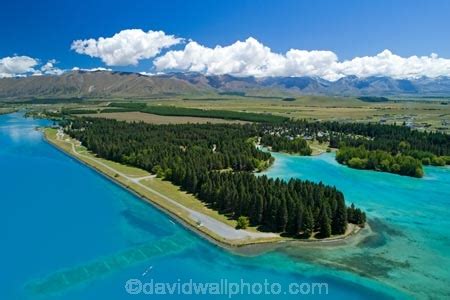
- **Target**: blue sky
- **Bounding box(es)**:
[1,0,450,79]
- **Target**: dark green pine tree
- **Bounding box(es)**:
[293,203,304,236]
[347,203,355,224]
[302,207,314,238]
[277,198,288,232]
[332,198,347,235]
[190,171,198,193]
[249,193,264,225]
[267,197,278,231]
[318,205,332,238]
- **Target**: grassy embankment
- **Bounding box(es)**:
[0,108,17,115]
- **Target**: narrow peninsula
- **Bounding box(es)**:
[44,117,366,247]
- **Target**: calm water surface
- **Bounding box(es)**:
[3,113,447,299]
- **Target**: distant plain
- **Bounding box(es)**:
[21,95,449,133]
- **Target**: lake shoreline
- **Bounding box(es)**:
[42,126,366,251]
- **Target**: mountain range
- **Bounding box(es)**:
[1,70,450,101]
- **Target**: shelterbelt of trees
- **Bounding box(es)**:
[259,121,450,177]
[65,118,365,238]
[66,102,289,123]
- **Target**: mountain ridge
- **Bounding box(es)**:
[1,70,450,101]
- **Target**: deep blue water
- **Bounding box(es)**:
[2,113,441,299]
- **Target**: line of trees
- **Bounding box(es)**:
[106,103,290,123]
[65,118,365,238]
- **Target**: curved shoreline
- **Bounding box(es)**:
[234,223,371,257]
[42,127,366,250]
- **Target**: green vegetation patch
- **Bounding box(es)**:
[261,134,312,155]
[336,146,424,177]
[357,96,390,102]
[108,102,147,110]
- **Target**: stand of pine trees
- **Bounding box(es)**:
[260,135,312,155]
[66,118,365,238]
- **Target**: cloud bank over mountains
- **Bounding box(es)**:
[2,29,450,80]
[154,37,450,81]
[0,56,68,78]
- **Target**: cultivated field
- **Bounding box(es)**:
[78,111,250,124]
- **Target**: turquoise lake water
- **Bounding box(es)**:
[1,113,448,299]
[262,151,450,299]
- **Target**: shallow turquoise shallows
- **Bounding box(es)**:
[261,151,450,299]
[0,113,445,299]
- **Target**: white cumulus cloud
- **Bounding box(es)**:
[154,38,286,77]
[0,56,39,78]
[0,56,65,78]
[71,29,183,66]
[71,67,113,72]
[154,38,450,81]
[40,59,64,75]
[335,50,450,79]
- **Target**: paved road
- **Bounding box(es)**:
[60,133,277,241]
